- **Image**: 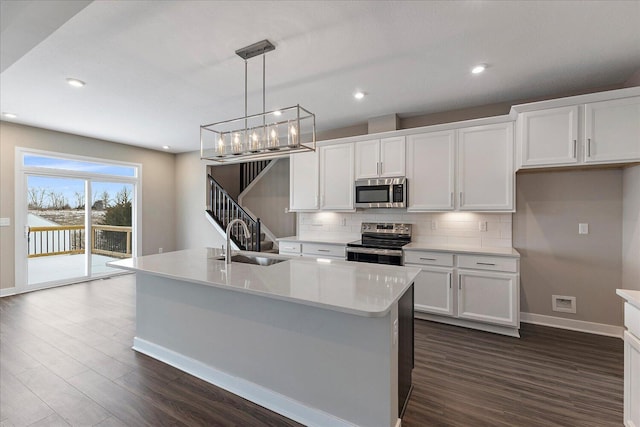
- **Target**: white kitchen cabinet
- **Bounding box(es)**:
[584,97,640,164]
[457,122,514,211]
[518,106,579,167]
[515,93,640,170]
[278,241,302,256]
[457,270,519,328]
[407,248,520,336]
[412,267,454,317]
[406,131,455,211]
[624,330,640,427]
[355,137,405,179]
[319,143,354,210]
[289,150,319,211]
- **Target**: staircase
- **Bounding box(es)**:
[206,168,275,253]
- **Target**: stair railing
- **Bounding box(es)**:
[240,160,271,193]
[208,174,261,252]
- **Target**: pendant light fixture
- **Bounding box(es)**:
[200,40,316,163]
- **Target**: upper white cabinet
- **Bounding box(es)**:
[289,150,319,211]
[406,131,456,211]
[319,143,354,210]
[355,136,405,179]
[518,106,579,167]
[584,97,640,164]
[458,122,514,211]
[406,123,514,212]
[516,93,640,169]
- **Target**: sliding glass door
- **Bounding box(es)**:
[27,175,89,286]
[16,149,140,291]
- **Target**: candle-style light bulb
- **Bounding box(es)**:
[289,123,298,147]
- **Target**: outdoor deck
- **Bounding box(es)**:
[28,254,121,285]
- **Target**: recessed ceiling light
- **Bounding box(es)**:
[354,91,366,100]
[2,112,17,119]
[162,145,171,150]
[471,64,486,74]
[66,78,86,87]
[273,110,282,116]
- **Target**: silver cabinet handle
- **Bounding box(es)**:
[450,192,454,207]
[459,192,463,206]
[419,257,437,261]
[458,274,461,290]
[476,262,496,266]
[448,272,452,289]
[587,138,592,157]
[380,161,383,175]
[572,139,577,158]
[317,249,331,252]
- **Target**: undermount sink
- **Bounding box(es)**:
[215,254,287,266]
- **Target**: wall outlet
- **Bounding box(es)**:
[284,207,289,213]
[552,295,576,313]
[431,221,437,231]
[0,218,10,227]
[578,223,589,234]
[479,221,488,232]
[158,247,163,253]
[341,217,347,226]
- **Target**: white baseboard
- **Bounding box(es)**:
[132,337,357,427]
[520,312,624,339]
[0,287,17,297]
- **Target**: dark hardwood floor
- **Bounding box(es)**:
[1,275,623,426]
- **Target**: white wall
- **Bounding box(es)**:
[622,165,640,291]
[0,122,176,290]
[175,151,225,250]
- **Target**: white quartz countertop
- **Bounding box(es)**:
[403,243,520,257]
[277,236,357,245]
[617,289,640,310]
[108,248,419,318]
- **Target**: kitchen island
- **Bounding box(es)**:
[108,248,419,427]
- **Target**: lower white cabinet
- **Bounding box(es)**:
[457,270,519,328]
[624,331,640,427]
[406,249,520,336]
[413,267,454,316]
[279,240,346,260]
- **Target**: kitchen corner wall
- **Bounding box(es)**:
[0,122,177,290]
[514,169,624,327]
[298,211,512,248]
[622,164,640,291]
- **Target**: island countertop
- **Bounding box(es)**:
[108,248,419,318]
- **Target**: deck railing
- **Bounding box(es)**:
[28,225,132,259]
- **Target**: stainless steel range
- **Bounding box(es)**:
[346,222,412,266]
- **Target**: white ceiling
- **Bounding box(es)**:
[1,0,639,153]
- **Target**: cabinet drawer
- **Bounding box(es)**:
[458,255,518,273]
[303,243,345,259]
[279,242,301,254]
[404,251,454,267]
[625,303,640,339]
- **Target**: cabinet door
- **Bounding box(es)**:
[584,97,640,164]
[289,150,319,211]
[406,131,455,211]
[519,106,579,167]
[457,270,518,327]
[354,139,380,179]
[410,265,454,316]
[380,136,406,177]
[319,143,354,210]
[458,122,514,211]
[624,330,640,427]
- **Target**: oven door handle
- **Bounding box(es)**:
[346,247,404,257]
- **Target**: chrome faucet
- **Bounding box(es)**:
[225,219,251,264]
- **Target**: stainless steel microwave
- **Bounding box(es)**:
[354,177,407,208]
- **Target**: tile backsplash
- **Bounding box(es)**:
[297,211,513,248]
